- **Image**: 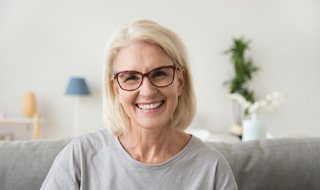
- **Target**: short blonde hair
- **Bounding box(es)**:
[103,20,196,136]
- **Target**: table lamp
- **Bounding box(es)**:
[65,77,90,136]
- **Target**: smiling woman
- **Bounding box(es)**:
[41,20,238,190]
[111,42,183,138]
[104,20,196,137]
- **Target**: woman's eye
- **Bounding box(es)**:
[118,72,141,83]
[152,71,167,78]
[125,74,140,82]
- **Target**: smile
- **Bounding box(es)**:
[136,101,165,110]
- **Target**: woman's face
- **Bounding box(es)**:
[113,42,184,132]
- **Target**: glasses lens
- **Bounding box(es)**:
[149,67,174,87]
[117,71,142,90]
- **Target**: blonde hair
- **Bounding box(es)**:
[103,20,196,136]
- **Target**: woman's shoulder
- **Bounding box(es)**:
[66,128,114,153]
[189,136,228,162]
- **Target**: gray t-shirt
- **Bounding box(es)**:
[41,128,238,190]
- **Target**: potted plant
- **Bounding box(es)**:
[223,37,259,137]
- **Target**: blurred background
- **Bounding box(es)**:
[0,0,319,140]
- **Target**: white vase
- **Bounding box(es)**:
[242,113,267,141]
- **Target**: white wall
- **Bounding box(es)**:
[1,0,319,139]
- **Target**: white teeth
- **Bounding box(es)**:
[137,101,163,110]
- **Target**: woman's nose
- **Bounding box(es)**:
[139,76,157,97]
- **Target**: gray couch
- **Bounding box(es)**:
[1,137,320,190]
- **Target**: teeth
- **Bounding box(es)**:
[137,101,163,110]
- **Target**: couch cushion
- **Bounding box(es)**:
[208,138,320,190]
[0,139,70,190]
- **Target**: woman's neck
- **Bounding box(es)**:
[118,128,191,164]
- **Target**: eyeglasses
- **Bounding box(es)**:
[113,65,179,91]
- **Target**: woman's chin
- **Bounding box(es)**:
[131,119,170,132]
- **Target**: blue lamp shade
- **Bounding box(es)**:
[65,77,90,96]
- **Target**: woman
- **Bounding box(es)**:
[41,20,238,190]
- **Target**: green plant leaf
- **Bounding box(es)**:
[223,37,259,103]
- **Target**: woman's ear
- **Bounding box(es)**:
[113,81,120,97]
[177,70,185,95]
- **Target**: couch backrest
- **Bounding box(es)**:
[0,139,71,190]
[208,138,320,190]
[1,138,320,190]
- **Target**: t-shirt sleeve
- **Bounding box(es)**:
[213,156,238,190]
[40,139,81,190]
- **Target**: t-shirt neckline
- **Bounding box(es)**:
[112,134,195,170]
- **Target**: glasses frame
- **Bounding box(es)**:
[113,65,179,91]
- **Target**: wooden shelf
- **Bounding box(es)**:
[0,117,34,124]
[0,115,42,140]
